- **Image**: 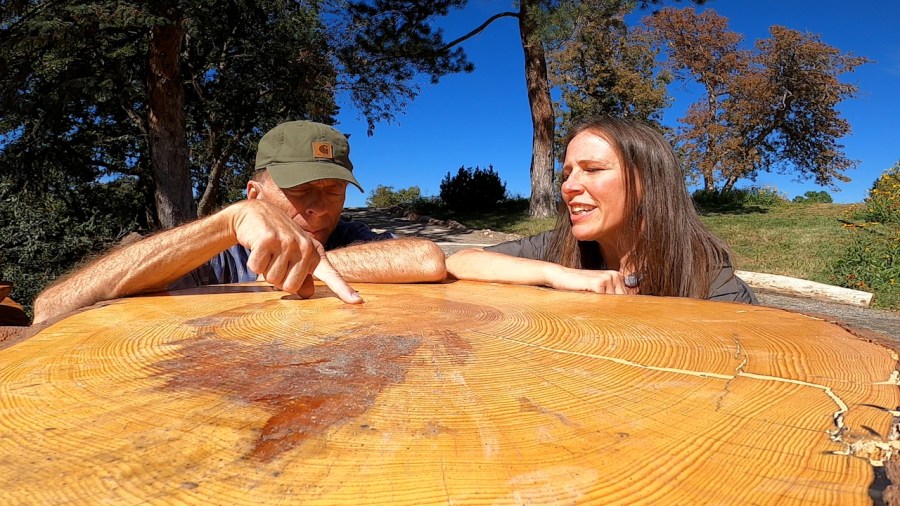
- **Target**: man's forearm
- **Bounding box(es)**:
[33,209,239,324]
[326,238,446,283]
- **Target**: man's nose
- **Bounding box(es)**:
[303,192,328,216]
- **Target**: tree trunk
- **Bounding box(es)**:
[722,176,738,193]
[147,20,194,229]
[703,173,716,192]
[519,1,555,218]
[3,281,898,503]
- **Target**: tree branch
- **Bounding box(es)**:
[0,0,66,45]
[440,11,519,51]
[122,106,146,137]
[197,129,245,217]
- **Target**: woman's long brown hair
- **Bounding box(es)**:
[544,117,733,298]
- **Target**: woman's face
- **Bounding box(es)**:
[561,131,635,244]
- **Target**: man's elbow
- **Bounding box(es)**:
[31,295,52,325]
[418,240,447,282]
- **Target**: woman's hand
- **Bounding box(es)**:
[546,266,640,295]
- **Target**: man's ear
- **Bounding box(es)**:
[246,180,262,200]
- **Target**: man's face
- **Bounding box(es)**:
[249,174,348,244]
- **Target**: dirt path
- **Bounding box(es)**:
[344,207,899,342]
[342,207,522,254]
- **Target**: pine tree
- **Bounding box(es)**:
[0,0,473,227]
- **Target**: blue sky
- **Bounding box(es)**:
[335,0,900,208]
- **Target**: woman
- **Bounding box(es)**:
[446,116,757,304]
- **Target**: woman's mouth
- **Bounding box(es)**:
[568,204,596,224]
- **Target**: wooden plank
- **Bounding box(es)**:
[0,281,896,505]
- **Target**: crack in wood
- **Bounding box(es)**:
[876,370,900,386]
[486,331,851,446]
[715,335,745,412]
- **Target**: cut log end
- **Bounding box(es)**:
[737,270,874,307]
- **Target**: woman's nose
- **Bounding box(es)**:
[561,173,583,195]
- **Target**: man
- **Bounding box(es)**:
[33,121,446,324]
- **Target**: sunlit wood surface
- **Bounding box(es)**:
[1,281,897,505]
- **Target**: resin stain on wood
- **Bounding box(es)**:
[155,333,423,462]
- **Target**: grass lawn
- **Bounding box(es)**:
[417,199,855,285]
[699,203,854,285]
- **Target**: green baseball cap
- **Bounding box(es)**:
[255,120,363,192]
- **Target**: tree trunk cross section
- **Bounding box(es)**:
[0,281,897,504]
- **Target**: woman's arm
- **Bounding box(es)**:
[446,248,636,295]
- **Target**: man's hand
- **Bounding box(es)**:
[548,266,639,295]
[312,244,363,304]
[229,200,361,303]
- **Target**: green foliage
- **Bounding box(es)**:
[792,190,833,204]
[742,185,790,207]
[0,177,145,315]
[829,164,900,309]
[856,161,900,224]
[336,0,472,134]
[366,185,422,208]
[439,165,508,212]
[547,0,671,136]
[830,226,898,308]
[692,188,745,209]
[1,0,344,224]
[1,0,475,222]
[0,0,476,303]
[692,185,788,210]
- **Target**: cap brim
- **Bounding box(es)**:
[266,162,364,193]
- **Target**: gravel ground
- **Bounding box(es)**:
[344,207,899,343]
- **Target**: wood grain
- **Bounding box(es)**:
[0,281,897,505]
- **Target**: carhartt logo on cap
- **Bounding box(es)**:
[312,141,333,160]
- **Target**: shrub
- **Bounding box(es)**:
[366,185,421,208]
[829,163,900,309]
[830,226,898,308]
[857,161,900,225]
[742,185,789,207]
[692,188,748,209]
[692,185,788,210]
[439,165,507,212]
[792,190,833,204]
